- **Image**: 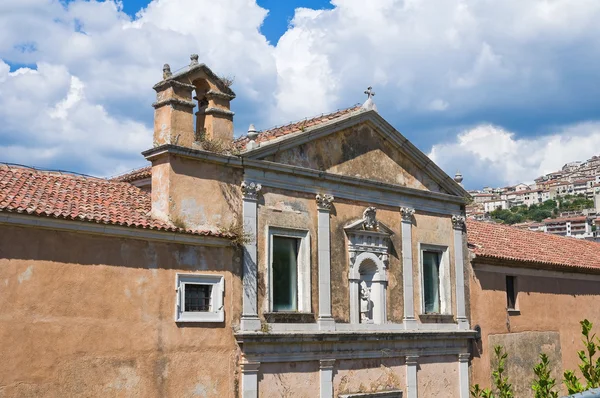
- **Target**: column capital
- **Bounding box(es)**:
[240,359,261,373]
[452,214,466,230]
[405,355,419,366]
[320,359,336,370]
[316,194,334,211]
[458,353,471,363]
[400,207,415,223]
[241,181,262,201]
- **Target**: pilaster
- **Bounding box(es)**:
[458,353,470,398]
[241,181,262,331]
[405,355,419,398]
[452,215,469,330]
[317,194,335,330]
[240,359,261,398]
[319,359,335,398]
[401,207,416,329]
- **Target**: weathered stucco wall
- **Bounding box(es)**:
[264,123,445,193]
[259,361,319,398]
[333,358,406,396]
[151,154,243,231]
[417,355,459,398]
[0,225,241,397]
[469,265,600,396]
[488,331,562,398]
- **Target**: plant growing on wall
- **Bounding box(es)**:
[531,353,558,398]
[471,345,514,398]
[564,319,600,394]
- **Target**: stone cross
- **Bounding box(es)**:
[364,86,375,100]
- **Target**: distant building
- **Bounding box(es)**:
[543,216,594,239]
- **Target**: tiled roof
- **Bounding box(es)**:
[233,104,363,150]
[111,165,151,183]
[467,220,600,271]
[0,165,229,238]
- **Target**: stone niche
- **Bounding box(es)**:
[345,207,393,325]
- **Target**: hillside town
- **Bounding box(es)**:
[465,155,600,241]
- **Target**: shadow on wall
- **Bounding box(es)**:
[0,224,241,274]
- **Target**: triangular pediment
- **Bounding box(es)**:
[243,110,466,197]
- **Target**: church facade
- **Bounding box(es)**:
[0,57,475,397]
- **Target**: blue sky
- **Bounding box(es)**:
[120,0,335,45]
[1,0,600,189]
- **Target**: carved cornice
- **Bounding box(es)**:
[203,107,235,117]
[405,355,419,366]
[458,353,470,362]
[400,207,415,223]
[205,89,236,101]
[240,360,261,373]
[319,359,336,369]
[152,79,196,92]
[241,181,262,201]
[316,194,334,211]
[152,98,196,109]
[452,215,466,230]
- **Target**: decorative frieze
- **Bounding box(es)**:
[451,215,466,230]
[400,207,415,223]
[316,194,334,211]
[241,181,262,201]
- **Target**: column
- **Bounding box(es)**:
[241,181,262,331]
[317,194,335,330]
[241,359,260,398]
[405,355,419,398]
[401,207,416,329]
[452,215,469,330]
[319,359,335,398]
[458,353,470,398]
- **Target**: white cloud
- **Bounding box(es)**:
[429,123,600,188]
[273,0,600,119]
[1,0,600,182]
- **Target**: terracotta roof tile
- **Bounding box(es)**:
[111,165,151,183]
[467,220,600,271]
[0,165,229,238]
[233,104,363,150]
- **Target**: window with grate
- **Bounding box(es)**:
[185,284,212,312]
[175,274,224,323]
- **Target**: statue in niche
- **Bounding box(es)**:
[363,207,378,230]
[360,280,373,323]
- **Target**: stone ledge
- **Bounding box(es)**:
[264,312,316,324]
[340,390,402,398]
[418,314,455,323]
[152,98,196,109]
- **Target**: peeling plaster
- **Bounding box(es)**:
[18,265,33,283]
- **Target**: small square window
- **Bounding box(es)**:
[175,274,224,323]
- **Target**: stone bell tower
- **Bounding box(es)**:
[152,54,236,148]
